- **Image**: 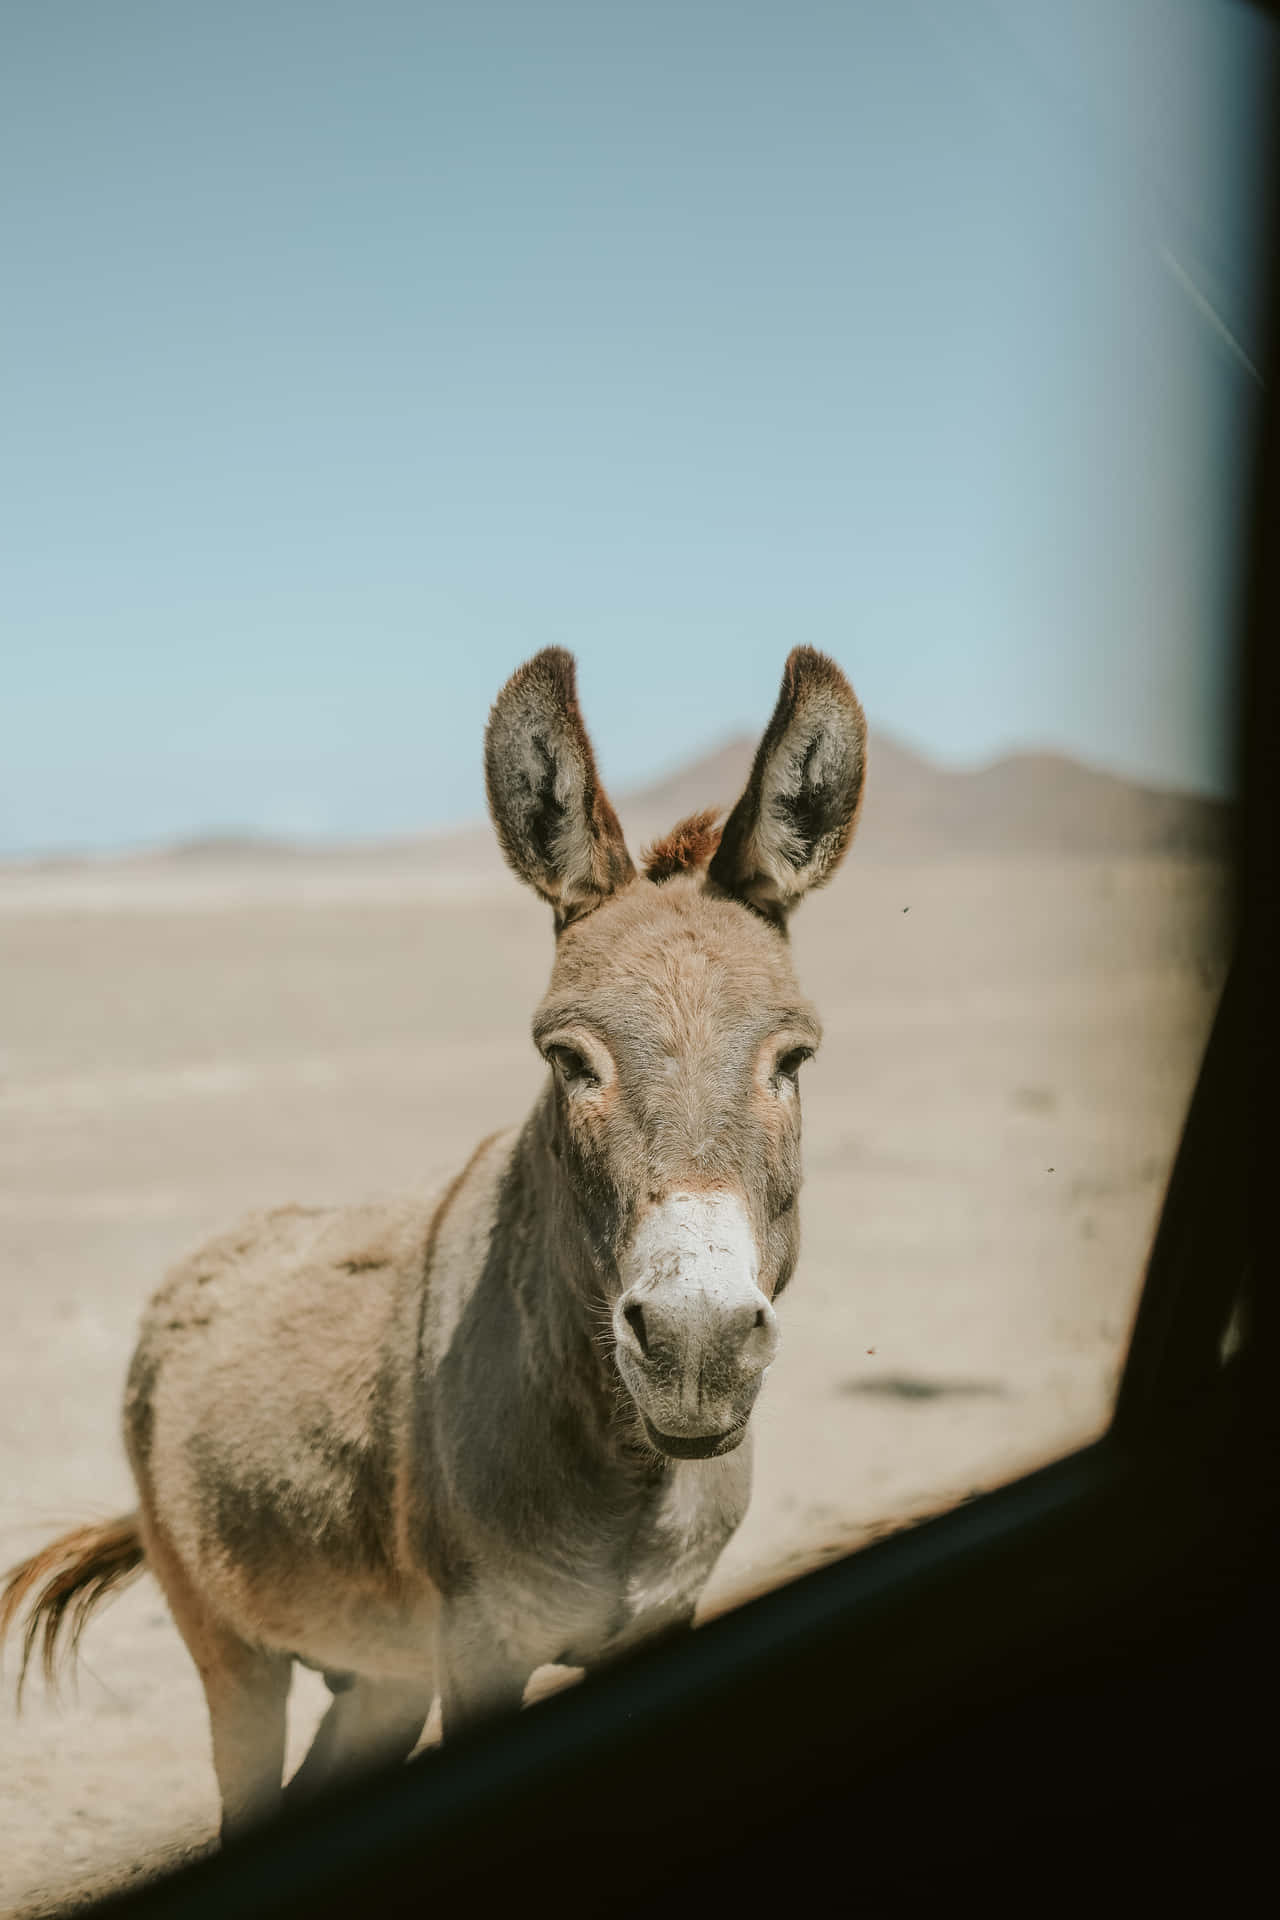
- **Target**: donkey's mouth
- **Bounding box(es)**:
[639,1413,749,1460]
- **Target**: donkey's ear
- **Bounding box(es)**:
[485,649,636,928]
[707,648,867,928]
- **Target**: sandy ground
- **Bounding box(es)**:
[0,849,1227,1914]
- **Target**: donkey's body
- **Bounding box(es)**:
[3,648,865,1840]
[130,1104,749,1707]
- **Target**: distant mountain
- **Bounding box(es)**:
[2,731,1229,879]
[891,747,1229,858]
[616,731,1229,860]
[616,739,763,844]
[161,830,309,861]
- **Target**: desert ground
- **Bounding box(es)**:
[0,752,1228,1915]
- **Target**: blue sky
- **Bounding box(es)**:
[2,0,1274,854]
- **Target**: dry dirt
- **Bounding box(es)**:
[0,846,1228,1914]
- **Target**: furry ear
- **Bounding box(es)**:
[707,648,866,928]
[484,649,636,929]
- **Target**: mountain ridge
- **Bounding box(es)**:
[620,730,1228,860]
[2,729,1229,871]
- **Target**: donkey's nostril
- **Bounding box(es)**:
[623,1301,649,1357]
[754,1309,766,1329]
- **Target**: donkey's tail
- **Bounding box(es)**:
[0,1514,146,1704]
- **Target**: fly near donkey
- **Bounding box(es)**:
[2,647,866,1841]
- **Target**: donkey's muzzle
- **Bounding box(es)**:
[612,1191,779,1454]
[615,1291,778,1380]
[637,1410,754,1459]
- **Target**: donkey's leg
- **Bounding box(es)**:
[200,1635,293,1841]
[139,1508,290,1841]
[285,1674,433,1806]
[437,1603,530,1740]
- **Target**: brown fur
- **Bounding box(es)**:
[641,809,724,884]
[0,1515,145,1703]
[1,646,868,1842]
[709,646,867,928]
[483,648,635,930]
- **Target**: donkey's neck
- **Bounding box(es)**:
[499,1089,640,1464]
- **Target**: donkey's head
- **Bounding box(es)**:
[485,648,866,1460]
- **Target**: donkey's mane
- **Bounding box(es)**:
[640,809,724,884]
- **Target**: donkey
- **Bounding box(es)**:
[1,646,866,1841]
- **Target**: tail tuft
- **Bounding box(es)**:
[1,1514,145,1704]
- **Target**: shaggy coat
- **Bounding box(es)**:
[2,646,866,1840]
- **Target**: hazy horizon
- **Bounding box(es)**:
[4,1,1274,858]
[0,710,1232,866]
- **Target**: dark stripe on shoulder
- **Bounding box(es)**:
[420,1129,506,1288]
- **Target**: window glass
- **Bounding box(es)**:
[1,1,1272,1907]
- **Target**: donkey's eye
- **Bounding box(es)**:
[772,1046,813,1090]
[547,1044,598,1089]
